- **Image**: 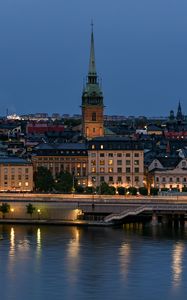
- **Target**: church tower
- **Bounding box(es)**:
[81,25,104,139]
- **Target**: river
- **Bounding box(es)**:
[0,224,187,300]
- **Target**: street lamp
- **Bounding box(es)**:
[37,209,41,220]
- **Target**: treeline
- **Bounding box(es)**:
[33,167,159,195]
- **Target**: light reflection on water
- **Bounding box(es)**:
[0,224,187,300]
[172,242,185,288]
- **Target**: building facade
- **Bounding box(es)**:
[32,143,88,186]
[148,157,187,191]
[81,27,104,139]
[0,158,33,192]
[88,137,144,188]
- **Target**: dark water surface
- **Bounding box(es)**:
[0,224,187,300]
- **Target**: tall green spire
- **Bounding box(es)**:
[88,22,96,76]
[88,22,97,84]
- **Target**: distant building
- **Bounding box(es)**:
[0,157,33,192]
[26,122,64,135]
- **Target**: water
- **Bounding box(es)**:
[0,224,187,300]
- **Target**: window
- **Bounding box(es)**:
[93,128,95,133]
[11,175,15,180]
[11,168,15,174]
[134,153,139,157]
[92,112,96,121]
[25,182,29,187]
[91,145,95,150]
[100,167,104,173]
[108,167,113,173]
[135,176,139,182]
[108,153,113,157]
[184,178,186,182]
[100,153,104,157]
[117,153,122,157]
[117,160,122,165]
[117,167,122,173]
[154,162,158,167]
[91,153,96,157]
[126,176,130,182]
[182,161,186,167]
[162,177,166,182]
[126,153,131,157]
[109,176,113,182]
[91,160,96,166]
[19,182,22,186]
[92,177,96,182]
[91,167,96,173]
[126,160,131,165]
[4,175,8,180]
[134,160,139,165]
[100,176,104,182]
[126,167,131,173]
[18,175,22,180]
[108,159,113,165]
[177,177,180,183]
[117,176,122,182]
[100,160,105,165]
[100,145,104,150]
[134,167,139,173]
[156,177,159,182]
[169,177,173,182]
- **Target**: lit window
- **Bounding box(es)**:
[108,167,113,173]
[108,159,113,165]
[25,182,29,187]
[19,182,22,186]
[91,145,95,150]
[100,145,104,149]
[100,160,105,165]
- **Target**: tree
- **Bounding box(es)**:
[34,167,54,192]
[117,186,126,195]
[150,187,159,195]
[85,186,96,194]
[97,182,116,195]
[128,187,137,195]
[55,171,73,193]
[75,185,84,194]
[139,187,148,195]
[182,186,187,192]
[26,203,36,219]
[0,203,10,219]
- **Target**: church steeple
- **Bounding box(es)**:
[176,100,183,121]
[81,24,104,139]
[88,23,97,80]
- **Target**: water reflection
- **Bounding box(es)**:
[67,227,80,283]
[119,242,131,280]
[9,227,15,258]
[37,228,41,256]
[172,242,185,288]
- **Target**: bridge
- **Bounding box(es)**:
[1,193,187,225]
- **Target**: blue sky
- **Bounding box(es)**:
[0,0,187,117]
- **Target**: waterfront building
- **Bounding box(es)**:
[87,137,144,188]
[148,157,187,191]
[0,157,33,192]
[81,26,104,139]
[32,143,88,186]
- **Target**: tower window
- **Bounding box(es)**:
[92,112,97,121]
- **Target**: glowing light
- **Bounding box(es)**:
[11,208,14,212]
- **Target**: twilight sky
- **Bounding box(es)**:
[0,0,187,117]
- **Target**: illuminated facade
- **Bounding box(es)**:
[32,143,88,186]
[0,158,33,191]
[88,137,144,188]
